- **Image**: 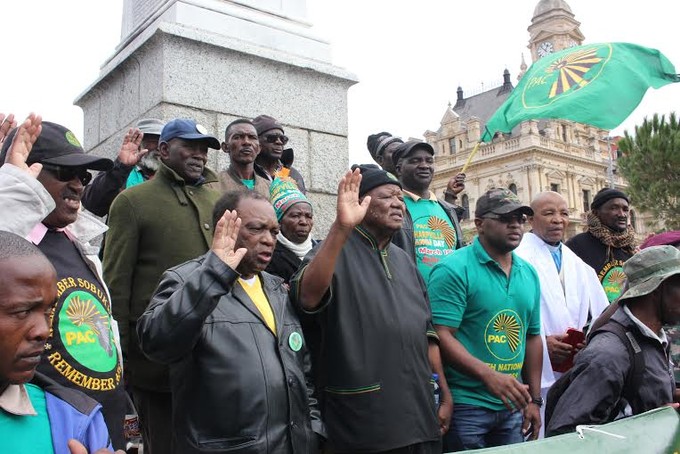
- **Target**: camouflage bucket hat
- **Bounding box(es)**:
[475,188,533,217]
[618,246,680,303]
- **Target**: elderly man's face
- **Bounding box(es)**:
[530,193,570,244]
[160,138,209,183]
[0,256,56,388]
[234,198,279,278]
[595,198,629,232]
[362,184,405,233]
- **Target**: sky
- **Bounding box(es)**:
[2,0,679,164]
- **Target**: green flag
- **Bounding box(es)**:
[481,43,680,142]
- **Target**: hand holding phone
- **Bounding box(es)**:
[552,328,584,373]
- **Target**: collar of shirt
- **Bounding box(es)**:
[0,384,37,416]
[354,225,389,251]
[26,223,73,245]
[403,189,438,202]
[622,304,668,347]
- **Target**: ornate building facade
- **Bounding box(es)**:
[426,0,650,240]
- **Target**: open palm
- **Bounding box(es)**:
[336,168,371,229]
[212,210,247,270]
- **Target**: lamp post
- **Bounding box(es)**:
[606,136,615,188]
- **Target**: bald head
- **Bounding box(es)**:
[529,191,570,244]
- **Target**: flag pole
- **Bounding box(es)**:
[461,141,480,174]
[461,126,494,173]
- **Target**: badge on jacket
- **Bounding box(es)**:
[288,332,303,352]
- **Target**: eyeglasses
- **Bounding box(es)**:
[262,133,289,145]
[41,164,92,186]
[482,213,528,224]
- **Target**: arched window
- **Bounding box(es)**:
[448,138,456,154]
[462,194,470,220]
[630,209,637,231]
[509,183,518,195]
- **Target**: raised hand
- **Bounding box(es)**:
[4,113,43,178]
[117,128,147,166]
[211,210,247,270]
[335,168,371,230]
[0,113,17,146]
[446,172,466,196]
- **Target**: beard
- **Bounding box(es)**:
[139,153,161,173]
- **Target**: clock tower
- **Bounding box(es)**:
[528,0,585,62]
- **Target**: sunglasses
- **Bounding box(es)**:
[41,164,92,186]
[482,213,528,224]
[262,133,289,145]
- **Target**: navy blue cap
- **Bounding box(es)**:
[159,119,220,149]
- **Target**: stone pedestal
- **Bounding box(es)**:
[75,0,357,234]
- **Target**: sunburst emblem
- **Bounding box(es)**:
[545,48,602,99]
[65,296,113,356]
[427,216,456,248]
[607,269,626,285]
[493,313,521,353]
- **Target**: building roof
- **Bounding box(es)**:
[532,0,573,20]
[452,70,517,135]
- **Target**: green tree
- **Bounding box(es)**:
[618,113,680,229]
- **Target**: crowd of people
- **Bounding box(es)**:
[0,110,679,454]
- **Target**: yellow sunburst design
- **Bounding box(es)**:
[427,216,456,248]
[493,313,521,353]
[65,295,113,356]
[607,269,626,285]
[545,48,602,98]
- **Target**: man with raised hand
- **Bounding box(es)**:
[137,190,323,453]
[291,166,449,453]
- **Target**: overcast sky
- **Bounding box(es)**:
[2,0,679,164]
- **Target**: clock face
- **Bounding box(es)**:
[537,41,554,58]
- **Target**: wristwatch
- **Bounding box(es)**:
[531,396,544,407]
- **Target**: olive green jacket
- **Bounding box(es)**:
[103,163,221,391]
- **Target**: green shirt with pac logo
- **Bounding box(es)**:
[404,192,458,281]
[429,237,541,411]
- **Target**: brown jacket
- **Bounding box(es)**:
[218,166,271,197]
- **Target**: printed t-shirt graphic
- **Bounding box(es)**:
[404,196,457,280]
[598,259,627,302]
[37,231,123,392]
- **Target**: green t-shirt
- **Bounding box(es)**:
[0,384,54,453]
[404,194,458,281]
[429,237,541,411]
[242,179,255,190]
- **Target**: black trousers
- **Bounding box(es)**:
[132,387,173,454]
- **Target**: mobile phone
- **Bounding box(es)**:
[552,328,584,373]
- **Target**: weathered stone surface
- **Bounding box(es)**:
[76,1,357,232]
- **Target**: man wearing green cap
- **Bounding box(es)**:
[547,245,680,436]
[429,188,543,450]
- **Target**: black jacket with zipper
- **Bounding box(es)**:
[137,251,324,454]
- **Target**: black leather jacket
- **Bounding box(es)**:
[137,252,324,453]
[392,197,465,259]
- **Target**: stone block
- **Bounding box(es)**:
[309,132,348,193]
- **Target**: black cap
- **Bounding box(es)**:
[591,188,629,210]
[0,122,112,170]
[351,164,401,197]
[391,140,435,167]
